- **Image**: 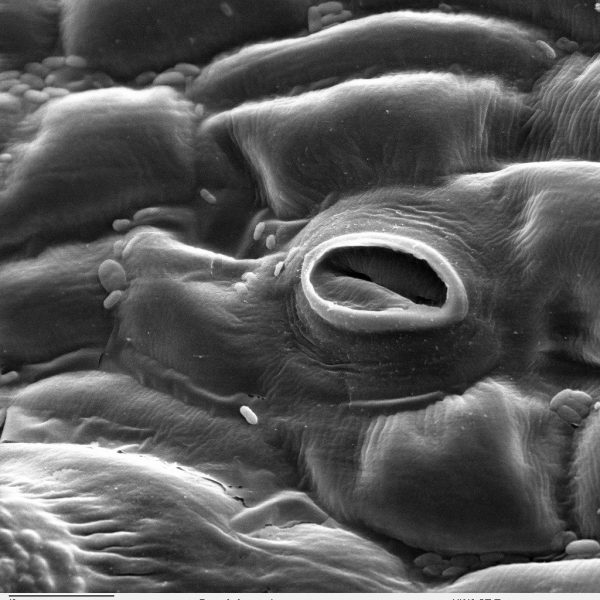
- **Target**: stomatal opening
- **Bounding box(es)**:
[301,232,468,332]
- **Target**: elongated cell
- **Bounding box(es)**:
[0,86,195,257]
[200,72,527,218]
[192,10,554,109]
[60,0,314,80]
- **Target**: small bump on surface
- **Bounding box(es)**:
[317,1,343,14]
[65,55,88,69]
[23,90,49,104]
[565,539,600,556]
[253,222,266,241]
[98,259,128,292]
[274,261,285,277]
[112,219,132,233]
[535,40,557,60]
[0,371,19,385]
[414,552,444,568]
[134,71,157,87]
[308,6,322,33]
[153,70,186,87]
[174,63,201,77]
[556,37,579,52]
[220,2,234,17]
[240,405,258,425]
[104,290,124,310]
[42,56,66,70]
[265,234,276,250]
[200,188,218,204]
[43,87,70,98]
[441,566,467,578]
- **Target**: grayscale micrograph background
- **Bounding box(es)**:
[1,0,600,593]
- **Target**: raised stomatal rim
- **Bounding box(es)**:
[300,232,469,332]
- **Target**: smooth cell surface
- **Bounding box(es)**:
[3,0,600,593]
